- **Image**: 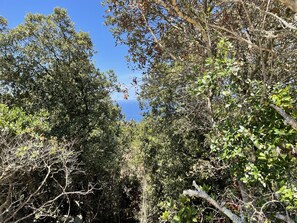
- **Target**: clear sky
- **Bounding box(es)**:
[0,0,141,100]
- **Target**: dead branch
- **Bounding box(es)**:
[183,181,244,223]
[0,134,92,222]
[270,104,297,130]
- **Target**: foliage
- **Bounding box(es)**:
[0,9,122,222]
[160,196,198,223]
[105,0,297,222]
[1,1,297,222]
[0,103,49,136]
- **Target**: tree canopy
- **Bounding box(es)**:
[0,8,122,222]
[1,2,297,223]
[104,0,297,222]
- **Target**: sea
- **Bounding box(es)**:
[116,99,144,122]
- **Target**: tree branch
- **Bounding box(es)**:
[277,0,297,12]
[183,181,244,223]
[154,0,211,54]
[275,213,295,223]
[270,104,297,130]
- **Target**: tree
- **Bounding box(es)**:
[0,8,119,142]
[0,8,122,222]
[105,0,297,222]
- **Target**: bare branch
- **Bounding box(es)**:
[183,181,244,223]
[0,134,91,222]
[270,104,297,130]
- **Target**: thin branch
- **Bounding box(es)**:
[209,24,273,53]
[4,165,51,223]
[154,0,210,53]
[137,7,177,61]
[247,2,297,30]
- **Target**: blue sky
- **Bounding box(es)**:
[0,0,141,100]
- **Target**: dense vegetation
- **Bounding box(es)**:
[0,9,121,222]
[1,1,297,222]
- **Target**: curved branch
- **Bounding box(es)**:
[183,181,244,223]
[270,104,297,131]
